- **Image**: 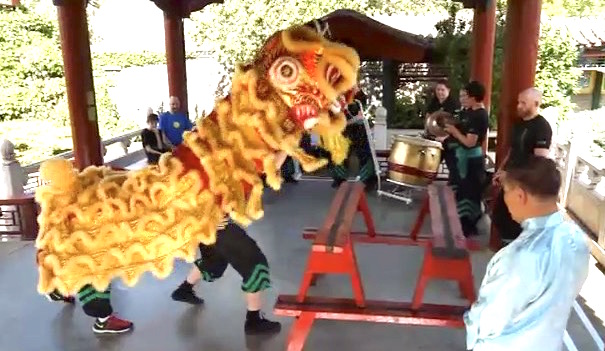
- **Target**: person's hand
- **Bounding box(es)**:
[492,169,505,186]
[435,135,448,143]
[443,123,459,136]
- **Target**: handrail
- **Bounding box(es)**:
[22,129,143,174]
[564,300,605,351]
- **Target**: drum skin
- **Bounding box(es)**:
[387,135,442,186]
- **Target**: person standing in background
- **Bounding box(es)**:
[159,96,193,146]
[426,79,460,117]
[491,88,553,246]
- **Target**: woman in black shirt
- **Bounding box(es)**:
[442,81,489,237]
[141,113,172,165]
[426,79,460,116]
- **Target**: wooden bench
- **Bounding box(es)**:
[295,181,373,308]
[411,183,476,309]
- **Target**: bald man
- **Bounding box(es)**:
[159,96,193,146]
[492,88,553,245]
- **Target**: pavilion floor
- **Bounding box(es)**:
[1,176,604,351]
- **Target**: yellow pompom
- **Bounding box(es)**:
[39,159,78,192]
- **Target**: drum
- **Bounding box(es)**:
[387,135,442,186]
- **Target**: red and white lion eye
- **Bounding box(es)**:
[269,57,300,88]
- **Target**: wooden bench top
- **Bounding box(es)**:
[312,182,365,254]
[0,194,36,206]
[427,183,469,259]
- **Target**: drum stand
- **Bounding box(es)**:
[361,114,423,205]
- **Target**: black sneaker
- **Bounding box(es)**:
[284,176,298,184]
[244,312,281,335]
[46,291,75,304]
[331,179,345,188]
[171,286,204,305]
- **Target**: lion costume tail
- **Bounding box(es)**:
[34,156,226,295]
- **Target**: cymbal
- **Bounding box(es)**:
[425,111,457,138]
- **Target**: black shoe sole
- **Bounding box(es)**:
[244,323,282,335]
[171,292,204,305]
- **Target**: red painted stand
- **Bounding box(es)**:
[276,181,476,351]
[296,182,373,308]
[412,184,476,310]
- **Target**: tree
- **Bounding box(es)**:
[0,7,65,121]
[542,0,605,17]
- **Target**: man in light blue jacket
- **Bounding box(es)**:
[465,156,589,351]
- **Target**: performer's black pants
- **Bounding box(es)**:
[195,223,271,293]
[491,190,523,243]
[48,285,112,318]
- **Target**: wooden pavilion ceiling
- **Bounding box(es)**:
[305,9,434,63]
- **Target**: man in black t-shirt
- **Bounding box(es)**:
[492,88,553,245]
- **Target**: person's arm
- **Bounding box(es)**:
[161,131,174,150]
[185,115,194,131]
[158,114,166,131]
[532,119,553,157]
[465,252,544,344]
[444,124,478,148]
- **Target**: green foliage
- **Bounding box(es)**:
[433,3,581,129]
[390,94,426,129]
[0,7,64,121]
[542,0,605,17]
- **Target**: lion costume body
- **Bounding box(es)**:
[35,25,360,296]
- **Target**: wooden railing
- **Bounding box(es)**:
[556,138,605,265]
[21,129,145,193]
[1,129,145,240]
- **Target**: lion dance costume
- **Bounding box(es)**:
[35,24,359,313]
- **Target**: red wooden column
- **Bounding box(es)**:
[54,0,103,170]
[490,0,542,250]
[164,12,189,115]
[470,2,496,110]
[470,2,497,154]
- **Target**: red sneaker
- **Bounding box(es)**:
[92,315,133,334]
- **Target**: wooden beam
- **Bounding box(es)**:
[275,295,467,327]
[591,71,603,110]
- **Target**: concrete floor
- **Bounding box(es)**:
[0,179,603,351]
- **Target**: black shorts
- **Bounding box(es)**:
[195,223,271,293]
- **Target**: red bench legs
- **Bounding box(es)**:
[410,195,429,241]
[411,243,476,310]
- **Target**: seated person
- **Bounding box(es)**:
[464,156,589,351]
[142,113,172,165]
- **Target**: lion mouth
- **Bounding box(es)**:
[290,93,347,130]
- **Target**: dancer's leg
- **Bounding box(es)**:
[77,285,133,334]
[171,243,228,305]
[215,223,280,334]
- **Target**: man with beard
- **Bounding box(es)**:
[491,88,553,246]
